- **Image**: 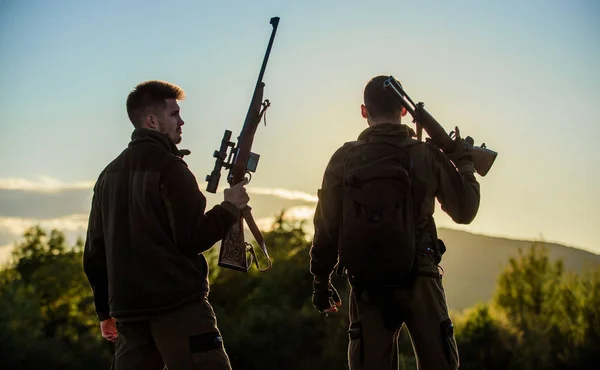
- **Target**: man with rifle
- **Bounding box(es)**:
[310,75,489,369]
[83,80,249,370]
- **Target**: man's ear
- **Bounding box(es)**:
[144,114,158,130]
[360,104,368,119]
[401,106,408,117]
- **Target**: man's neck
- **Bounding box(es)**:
[368,118,402,127]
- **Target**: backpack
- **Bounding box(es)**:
[338,138,417,285]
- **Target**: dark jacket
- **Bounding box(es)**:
[309,123,481,280]
[83,128,240,321]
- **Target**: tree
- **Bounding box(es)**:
[573,268,600,369]
[493,242,564,369]
[2,223,598,370]
[0,226,112,370]
[454,303,515,370]
[491,241,600,370]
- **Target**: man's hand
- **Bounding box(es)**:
[312,278,342,314]
[446,126,473,163]
[100,317,118,342]
[224,179,250,210]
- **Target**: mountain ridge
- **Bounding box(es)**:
[434,227,600,311]
[437,226,599,256]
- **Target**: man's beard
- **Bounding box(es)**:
[157,121,181,144]
[158,120,167,135]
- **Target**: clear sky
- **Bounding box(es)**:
[0,0,599,257]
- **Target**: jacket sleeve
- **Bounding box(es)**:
[310,147,346,281]
[82,183,111,322]
[429,145,481,224]
[161,159,240,255]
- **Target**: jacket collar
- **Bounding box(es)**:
[357,122,413,141]
[129,128,188,157]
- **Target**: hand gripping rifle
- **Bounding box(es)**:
[205,17,280,273]
[383,76,498,176]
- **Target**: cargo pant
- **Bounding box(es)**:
[112,297,232,370]
[347,250,459,370]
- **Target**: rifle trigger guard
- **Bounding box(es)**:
[245,242,273,272]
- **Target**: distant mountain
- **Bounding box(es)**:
[436,228,600,312]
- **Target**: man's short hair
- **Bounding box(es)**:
[363,75,404,119]
[126,80,186,127]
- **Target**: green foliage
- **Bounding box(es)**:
[454,242,600,370]
[0,220,599,370]
[454,304,515,370]
[0,226,112,370]
[494,242,564,330]
[493,243,564,369]
[571,268,600,369]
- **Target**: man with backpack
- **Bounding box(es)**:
[309,75,481,370]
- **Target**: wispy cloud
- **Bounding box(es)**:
[0,177,94,193]
[246,187,318,203]
[0,177,321,264]
[0,244,14,266]
[253,205,316,232]
[282,205,316,220]
[0,214,90,266]
[0,177,319,203]
[0,214,89,237]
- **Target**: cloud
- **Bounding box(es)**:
[0,177,320,265]
[0,177,320,225]
[0,214,90,266]
[0,244,14,266]
[245,187,318,203]
[0,214,89,251]
[0,187,93,218]
[0,214,89,238]
[253,205,316,232]
[0,177,320,218]
[0,175,95,219]
[0,176,94,193]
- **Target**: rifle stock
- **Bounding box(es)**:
[205,17,280,273]
[383,76,497,177]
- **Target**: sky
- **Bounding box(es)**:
[0,0,599,262]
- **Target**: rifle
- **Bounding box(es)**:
[383,76,498,176]
[205,17,280,273]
